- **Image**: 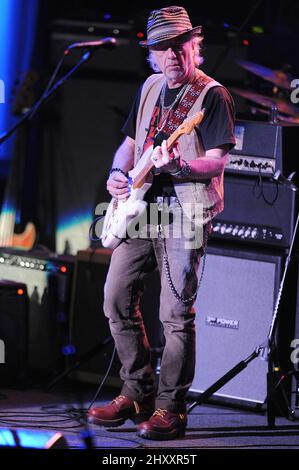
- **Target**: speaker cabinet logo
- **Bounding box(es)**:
[205,316,239,330]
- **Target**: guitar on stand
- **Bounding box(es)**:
[0,202,36,249]
[0,71,37,250]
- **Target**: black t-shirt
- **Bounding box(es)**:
[122,81,236,197]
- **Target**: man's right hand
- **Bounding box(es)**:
[106,171,129,199]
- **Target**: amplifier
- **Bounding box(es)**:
[0,248,74,374]
[211,175,297,248]
[0,280,28,384]
[226,120,299,177]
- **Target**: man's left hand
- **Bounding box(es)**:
[151,140,181,173]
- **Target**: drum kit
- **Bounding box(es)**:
[230,59,299,124]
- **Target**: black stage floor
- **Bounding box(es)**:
[1,380,299,450]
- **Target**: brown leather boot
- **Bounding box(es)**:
[87,394,155,427]
[137,409,187,440]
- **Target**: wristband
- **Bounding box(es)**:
[109,168,128,177]
[170,159,192,178]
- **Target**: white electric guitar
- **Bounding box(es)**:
[101,110,205,249]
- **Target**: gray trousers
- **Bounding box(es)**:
[103,205,206,413]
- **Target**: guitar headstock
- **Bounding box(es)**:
[176,109,205,137]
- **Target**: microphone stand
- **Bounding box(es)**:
[188,181,299,426]
[0,50,93,146]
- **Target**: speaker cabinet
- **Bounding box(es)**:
[0,249,74,374]
[190,244,286,405]
[70,249,162,385]
[0,280,28,384]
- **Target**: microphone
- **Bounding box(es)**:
[272,170,297,192]
[66,37,118,51]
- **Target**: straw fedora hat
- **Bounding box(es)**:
[140,6,202,47]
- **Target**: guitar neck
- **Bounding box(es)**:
[0,211,16,246]
[133,127,182,189]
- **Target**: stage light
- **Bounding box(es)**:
[17,288,24,295]
[103,13,111,21]
[137,32,145,39]
[0,429,68,449]
[243,39,250,46]
[60,265,67,273]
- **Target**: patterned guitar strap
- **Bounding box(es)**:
[142,71,213,153]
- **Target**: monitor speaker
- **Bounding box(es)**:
[69,249,162,385]
[190,244,291,406]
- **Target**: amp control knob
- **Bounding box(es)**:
[213,223,221,233]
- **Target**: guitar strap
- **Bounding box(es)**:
[162,74,213,135]
[142,73,213,153]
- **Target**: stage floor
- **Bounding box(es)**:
[1,380,299,450]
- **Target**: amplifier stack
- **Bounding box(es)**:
[193,119,299,407]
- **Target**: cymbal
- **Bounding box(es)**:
[230,87,299,117]
[237,59,293,90]
[249,105,299,125]
[277,115,299,125]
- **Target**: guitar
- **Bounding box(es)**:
[0,199,36,249]
[100,110,205,249]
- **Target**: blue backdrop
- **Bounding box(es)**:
[0,0,39,166]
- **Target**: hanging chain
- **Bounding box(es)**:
[158,223,210,305]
